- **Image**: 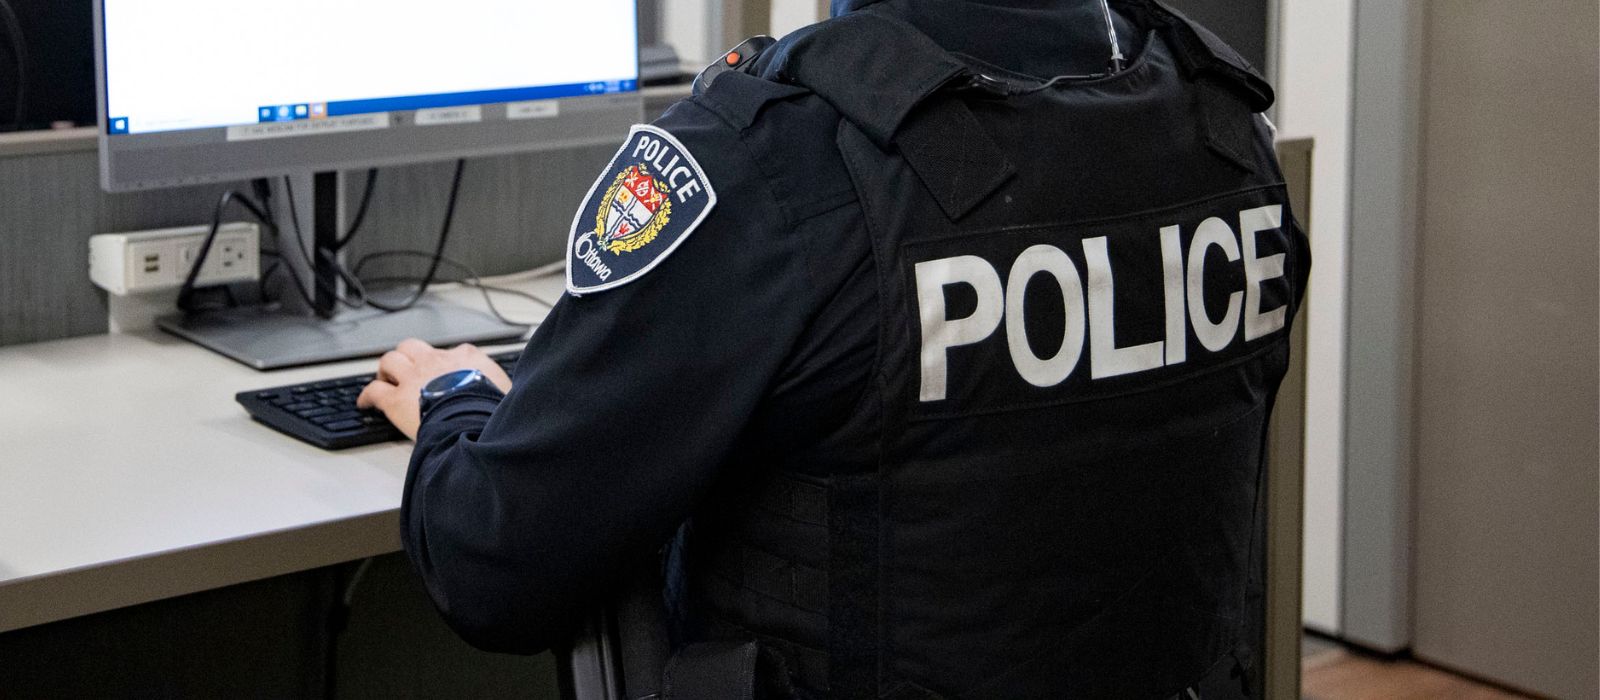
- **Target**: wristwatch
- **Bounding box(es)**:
[419,368,505,420]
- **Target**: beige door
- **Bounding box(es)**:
[1413,3,1599,697]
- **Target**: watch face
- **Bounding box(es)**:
[423,369,481,399]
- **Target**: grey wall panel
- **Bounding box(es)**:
[0,151,106,345]
[1339,0,1423,653]
[1414,2,1598,697]
[0,144,243,346]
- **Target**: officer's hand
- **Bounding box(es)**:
[356,339,514,441]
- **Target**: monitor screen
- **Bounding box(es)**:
[95,0,643,191]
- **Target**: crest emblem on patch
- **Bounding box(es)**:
[567,125,717,295]
[596,165,671,253]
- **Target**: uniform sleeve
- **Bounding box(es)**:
[400,100,829,654]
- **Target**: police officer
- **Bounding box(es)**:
[358,0,1309,696]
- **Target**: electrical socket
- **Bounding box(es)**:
[89,223,261,296]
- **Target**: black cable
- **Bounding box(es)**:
[365,275,543,327]
[181,166,412,316]
[251,178,275,219]
[251,179,290,306]
[352,249,550,326]
[334,168,379,251]
[281,176,319,272]
[0,0,28,129]
[177,188,332,314]
[282,175,368,310]
[363,159,465,313]
[252,177,340,310]
[178,190,276,313]
[259,254,283,298]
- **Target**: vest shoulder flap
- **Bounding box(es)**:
[752,11,1016,220]
[1134,0,1275,112]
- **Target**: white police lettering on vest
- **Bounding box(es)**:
[916,205,1288,402]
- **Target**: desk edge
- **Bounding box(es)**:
[0,510,401,633]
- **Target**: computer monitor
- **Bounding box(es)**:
[96,0,641,190]
[91,0,644,368]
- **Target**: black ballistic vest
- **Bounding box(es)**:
[681,3,1309,697]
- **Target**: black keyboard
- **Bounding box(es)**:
[237,350,521,450]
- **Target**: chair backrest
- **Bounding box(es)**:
[559,562,670,700]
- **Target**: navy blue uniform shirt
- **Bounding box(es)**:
[406,86,867,652]
[406,0,1166,655]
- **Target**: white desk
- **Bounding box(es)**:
[0,272,565,633]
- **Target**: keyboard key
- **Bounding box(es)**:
[324,420,364,432]
[283,401,317,412]
[296,407,337,418]
[312,411,363,425]
[256,391,280,400]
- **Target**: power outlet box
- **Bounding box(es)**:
[89,223,261,296]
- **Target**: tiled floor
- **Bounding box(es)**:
[1300,636,1532,700]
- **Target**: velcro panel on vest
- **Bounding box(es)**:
[1198,81,1262,174]
[663,640,759,700]
[896,96,1018,221]
[771,10,1015,220]
[765,10,965,148]
[1136,0,1275,112]
[690,472,833,692]
[706,544,829,616]
[828,472,882,696]
[1124,1,1274,174]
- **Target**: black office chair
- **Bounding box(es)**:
[558,557,767,700]
[557,562,669,700]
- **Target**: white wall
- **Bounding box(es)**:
[1274,0,1355,634]
[662,0,713,65]
[770,0,821,36]
[660,0,820,67]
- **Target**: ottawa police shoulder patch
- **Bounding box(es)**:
[566,124,717,295]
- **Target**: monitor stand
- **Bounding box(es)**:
[157,170,529,371]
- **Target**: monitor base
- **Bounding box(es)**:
[158,298,529,371]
